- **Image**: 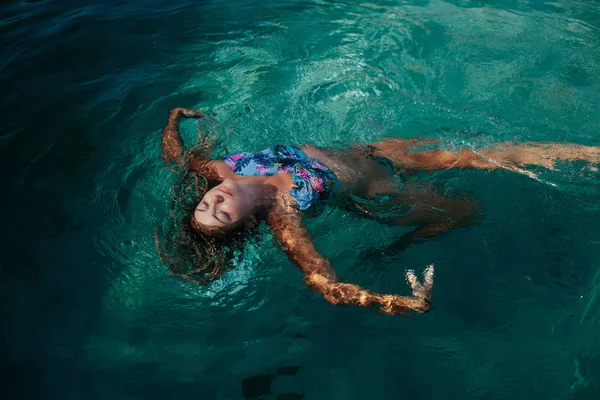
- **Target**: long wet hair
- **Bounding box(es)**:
[154,130,257,285]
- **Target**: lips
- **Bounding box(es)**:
[218,187,233,196]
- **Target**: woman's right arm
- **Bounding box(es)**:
[267,197,434,315]
[161,107,205,167]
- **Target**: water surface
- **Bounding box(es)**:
[2,0,600,398]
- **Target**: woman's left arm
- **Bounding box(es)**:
[267,197,434,315]
[161,107,205,166]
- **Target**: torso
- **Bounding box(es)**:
[300,144,391,193]
[200,144,391,209]
[220,145,338,211]
[207,159,294,193]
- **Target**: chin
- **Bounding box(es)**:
[220,179,242,196]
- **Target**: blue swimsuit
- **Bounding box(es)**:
[224,145,337,210]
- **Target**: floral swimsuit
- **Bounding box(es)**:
[224,145,337,210]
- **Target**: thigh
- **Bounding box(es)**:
[396,189,481,227]
[361,180,482,228]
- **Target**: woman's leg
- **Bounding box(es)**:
[352,181,482,259]
[369,138,600,172]
[481,142,600,171]
[352,186,481,270]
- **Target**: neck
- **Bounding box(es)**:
[237,176,277,210]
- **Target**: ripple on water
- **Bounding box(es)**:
[4,0,600,398]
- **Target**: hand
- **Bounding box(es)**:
[174,108,205,118]
[379,265,434,315]
[406,264,434,312]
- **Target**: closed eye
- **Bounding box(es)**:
[220,212,231,222]
[197,202,208,212]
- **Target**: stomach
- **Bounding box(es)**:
[300,144,391,194]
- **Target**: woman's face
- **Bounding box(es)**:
[194,179,254,229]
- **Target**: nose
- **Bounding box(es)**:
[211,192,225,204]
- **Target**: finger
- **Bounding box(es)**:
[406,269,418,288]
[183,109,204,118]
[423,264,434,287]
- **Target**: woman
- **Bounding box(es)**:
[156,107,599,315]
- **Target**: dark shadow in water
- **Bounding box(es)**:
[1,1,208,398]
[3,0,600,399]
[242,366,304,400]
[0,1,326,399]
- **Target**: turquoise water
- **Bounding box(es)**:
[2,0,600,398]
